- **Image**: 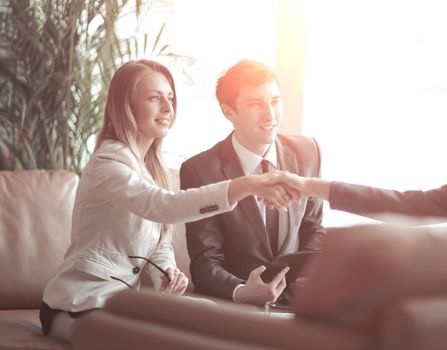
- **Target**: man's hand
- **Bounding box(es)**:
[234,265,289,305]
[279,173,331,201]
[160,267,189,296]
[257,171,301,209]
[228,172,301,209]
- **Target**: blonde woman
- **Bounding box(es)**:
[40,59,298,342]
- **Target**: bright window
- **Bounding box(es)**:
[160,0,278,167]
[301,0,447,225]
[122,0,447,227]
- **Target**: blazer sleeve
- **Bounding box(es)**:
[180,160,245,300]
[87,148,235,224]
[329,182,447,222]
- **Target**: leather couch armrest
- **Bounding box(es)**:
[294,224,447,333]
[378,297,447,350]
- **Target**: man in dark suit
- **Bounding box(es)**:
[180,60,326,305]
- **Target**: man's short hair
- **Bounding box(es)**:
[215,59,279,110]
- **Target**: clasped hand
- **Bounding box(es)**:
[256,171,304,210]
[160,267,189,296]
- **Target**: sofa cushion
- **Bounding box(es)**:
[171,222,193,290]
[294,224,447,333]
[0,170,78,309]
[170,169,192,289]
[0,309,71,350]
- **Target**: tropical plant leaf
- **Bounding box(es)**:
[151,22,166,54]
[0,0,191,173]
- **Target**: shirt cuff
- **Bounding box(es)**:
[232,283,245,302]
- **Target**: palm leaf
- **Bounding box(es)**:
[0,0,188,173]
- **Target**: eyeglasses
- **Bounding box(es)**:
[110,255,172,288]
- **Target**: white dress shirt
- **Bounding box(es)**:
[231,134,289,300]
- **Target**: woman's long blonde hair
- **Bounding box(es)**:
[95,59,177,240]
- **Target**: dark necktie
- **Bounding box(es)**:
[261,159,279,255]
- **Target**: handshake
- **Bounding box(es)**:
[252,170,309,210]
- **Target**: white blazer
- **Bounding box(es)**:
[43,140,234,312]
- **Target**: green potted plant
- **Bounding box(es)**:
[0,0,178,173]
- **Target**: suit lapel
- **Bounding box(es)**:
[219,135,272,255]
[276,138,302,254]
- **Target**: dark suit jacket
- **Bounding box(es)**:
[180,133,326,300]
[330,182,447,222]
